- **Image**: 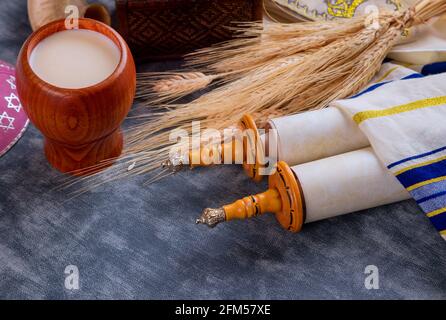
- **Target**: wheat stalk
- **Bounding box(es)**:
[135,16,370,104]
[136,72,219,104]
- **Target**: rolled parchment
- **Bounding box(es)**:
[197,148,410,231]
[293,147,410,223]
[267,107,369,167]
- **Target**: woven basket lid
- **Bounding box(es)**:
[0,61,28,158]
[271,0,416,21]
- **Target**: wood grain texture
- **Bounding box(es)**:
[16,18,136,174]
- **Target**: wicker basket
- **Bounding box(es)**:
[116,0,263,60]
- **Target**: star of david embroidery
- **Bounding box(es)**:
[4,92,21,112]
[6,75,16,90]
[0,63,11,71]
[0,111,14,131]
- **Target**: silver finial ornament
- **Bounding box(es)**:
[161,151,188,172]
[196,208,226,228]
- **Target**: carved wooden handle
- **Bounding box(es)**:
[197,161,305,232]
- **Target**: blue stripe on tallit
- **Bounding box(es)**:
[417,190,446,204]
[421,62,446,76]
[430,214,446,231]
[397,158,446,189]
[418,192,446,213]
[388,145,446,169]
[402,73,425,80]
[411,179,446,200]
[351,73,423,99]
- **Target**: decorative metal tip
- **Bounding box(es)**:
[161,152,187,172]
[196,207,226,228]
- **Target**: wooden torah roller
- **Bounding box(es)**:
[163,109,369,182]
[197,148,410,232]
[16,19,136,175]
[163,114,266,182]
[28,0,111,31]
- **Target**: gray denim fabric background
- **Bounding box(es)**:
[0,0,445,300]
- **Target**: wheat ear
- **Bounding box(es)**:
[136,72,219,104]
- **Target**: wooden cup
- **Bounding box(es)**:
[16,18,136,175]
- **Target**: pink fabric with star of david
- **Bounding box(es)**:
[0,60,28,157]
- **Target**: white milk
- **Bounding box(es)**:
[30,29,121,89]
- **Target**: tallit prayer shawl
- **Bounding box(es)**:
[334,71,446,240]
[272,0,411,20]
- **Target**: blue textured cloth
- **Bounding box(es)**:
[0,0,445,299]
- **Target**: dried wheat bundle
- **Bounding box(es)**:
[69,0,446,189]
